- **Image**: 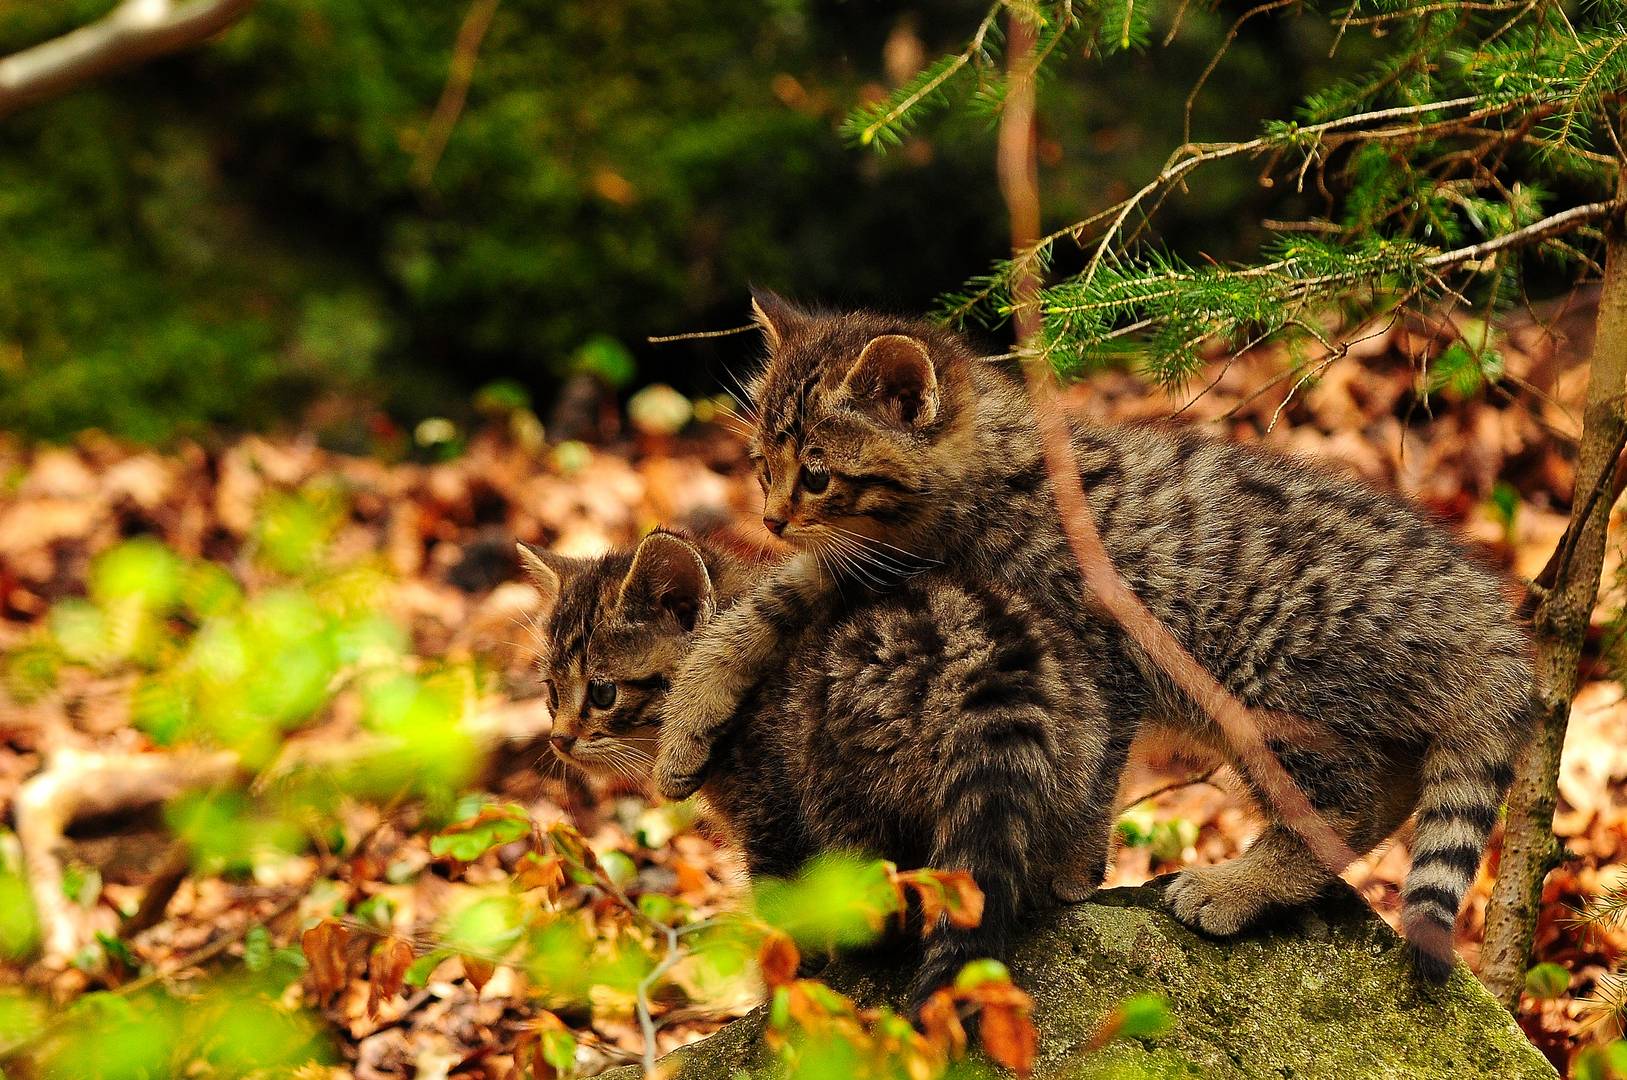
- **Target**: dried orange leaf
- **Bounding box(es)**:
[917,987,967,1059]
[517,852,567,898]
[547,821,602,883]
[935,870,984,929]
[464,954,496,992]
[758,931,801,989]
[979,1000,1037,1079]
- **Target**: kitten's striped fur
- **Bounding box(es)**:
[655,295,1535,987]
[526,529,1126,1008]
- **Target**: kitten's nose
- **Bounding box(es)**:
[550,734,577,755]
[763,515,787,536]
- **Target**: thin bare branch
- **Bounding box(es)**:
[412,0,501,189]
[0,0,256,119]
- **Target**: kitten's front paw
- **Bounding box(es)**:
[654,735,710,800]
[1164,866,1266,936]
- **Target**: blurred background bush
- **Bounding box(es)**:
[0,0,1365,442]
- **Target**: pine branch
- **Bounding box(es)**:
[841,4,1002,150]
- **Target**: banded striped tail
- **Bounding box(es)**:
[1401,745,1516,983]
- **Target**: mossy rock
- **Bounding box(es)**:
[601,880,1555,1079]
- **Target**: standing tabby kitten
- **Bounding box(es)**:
[656,293,1534,981]
[523,529,1129,1008]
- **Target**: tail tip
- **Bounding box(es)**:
[1408,941,1456,985]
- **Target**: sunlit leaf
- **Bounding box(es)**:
[753,854,900,949]
[1525,961,1570,1000]
[444,895,524,959]
[431,803,531,862]
[91,538,183,611]
[0,872,40,960]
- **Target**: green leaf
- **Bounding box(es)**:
[242,925,271,972]
[953,958,1012,991]
[1116,993,1172,1039]
[430,804,531,862]
[542,1027,577,1073]
[91,539,183,611]
[445,896,524,958]
[95,932,139,970]
[1524,961,1570,999]
[752,854,899,949]
[600,850,638,889]
[566,334,637,388]
[405,948,453,988]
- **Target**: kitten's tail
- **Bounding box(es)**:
[1401,730,1521,983]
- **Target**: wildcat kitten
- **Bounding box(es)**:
[522,528,1131,1008]
[655,293,1535,982]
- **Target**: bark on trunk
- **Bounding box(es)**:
[1481,173,1627,1007]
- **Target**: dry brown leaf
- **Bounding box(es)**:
[302,919,352,1008]
[367,936,415,1019]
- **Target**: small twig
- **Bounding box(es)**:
[1125,768,1220,806]
[411,0,500,188]
[648,324,758,344]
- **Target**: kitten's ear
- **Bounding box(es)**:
[750,289,805,351]
[616,531,715,632]
[516,542,580,617]
[840,334,938,427]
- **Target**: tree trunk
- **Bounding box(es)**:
[1481,173,1627,1007]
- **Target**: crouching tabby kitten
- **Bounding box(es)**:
[521,529,1136,1009]
[655,294,1535,981]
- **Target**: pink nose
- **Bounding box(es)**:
[763,515,787,536]
[550,734,576,755]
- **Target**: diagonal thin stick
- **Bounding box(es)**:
[994,0,1372,954]
[411,0,500,189]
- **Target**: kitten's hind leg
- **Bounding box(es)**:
[1165,824,1333,936]
[1048,778,1121,903]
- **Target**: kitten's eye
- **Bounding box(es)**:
[587,679,617,710]
[543,680,559,712]
[799,464,829,494]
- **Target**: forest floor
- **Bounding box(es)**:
[2,298,1625,1077]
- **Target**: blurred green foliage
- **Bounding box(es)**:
[0,0,1360,441]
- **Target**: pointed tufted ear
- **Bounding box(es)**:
[840,333,938,427]
[516,542,585,618]
[615,531,715,632]
[749,289,808,352]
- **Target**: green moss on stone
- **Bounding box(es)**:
[601,882,1556,1080]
